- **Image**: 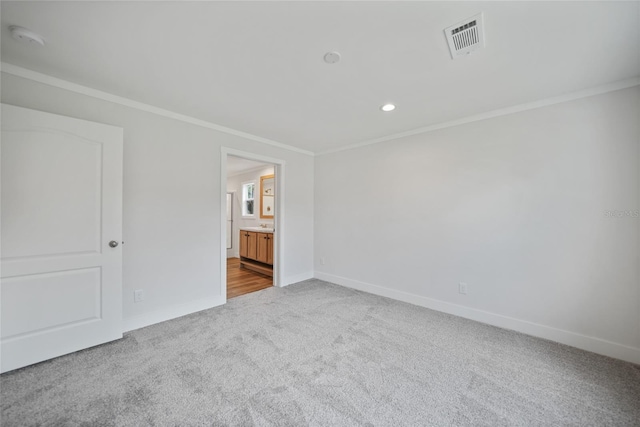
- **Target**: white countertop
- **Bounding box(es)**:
[240,227,274,233]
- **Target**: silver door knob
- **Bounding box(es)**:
[109,240,119,248]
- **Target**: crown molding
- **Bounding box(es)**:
[317,76,640,156]
[3,62,637,158]
[0,62,315,157]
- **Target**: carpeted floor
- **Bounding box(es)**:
[2,279,639,426]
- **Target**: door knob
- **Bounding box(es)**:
[109,240,119,248]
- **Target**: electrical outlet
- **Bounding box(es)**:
[459,283,468,295]
[134,289,144,303]
[320,257,326,265]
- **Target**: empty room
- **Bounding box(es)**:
[1,1,639,426]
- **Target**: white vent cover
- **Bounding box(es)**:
[444,13,484,59]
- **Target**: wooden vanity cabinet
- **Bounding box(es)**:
[266,234,273,265]
[239,230,273,276]
[256,233,270,264]
[239,231,257,259]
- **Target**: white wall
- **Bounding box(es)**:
[315,87,640,364]
[4,68,638,364]
[227,165,275,258]
[1,72,314,332]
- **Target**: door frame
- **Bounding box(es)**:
[225,191,235,253]
[220,148,285,300]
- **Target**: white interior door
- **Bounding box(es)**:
[1,104,123,373]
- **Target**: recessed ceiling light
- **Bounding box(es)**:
[381,103,396,112]
[323,52,341,64]
[9,26,45,46]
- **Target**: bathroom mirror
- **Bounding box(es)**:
[260,174,275,219]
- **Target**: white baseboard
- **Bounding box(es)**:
[315,271,640,365]
[123,270,314,331]
[281,271,314,287]
[123,296,225,333]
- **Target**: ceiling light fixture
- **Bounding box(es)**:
[9,26,45,46]
[323,52,341,64]
[380,103,396,112]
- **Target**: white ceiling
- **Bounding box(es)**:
[1,1,639,154]
[227,156,271,176]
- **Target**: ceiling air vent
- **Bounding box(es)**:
[444,13,485,59]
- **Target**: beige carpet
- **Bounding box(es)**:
[2,279,639,426]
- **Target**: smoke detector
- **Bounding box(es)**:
[323,52,341,64]
[444,13,484,59]
[9,26,45,46]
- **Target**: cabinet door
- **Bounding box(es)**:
[256,233,269,264]
[266,234,274,265]
[246,232,258,260]
[239,231,248,258]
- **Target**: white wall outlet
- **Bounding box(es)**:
[134,289,144,303]
[459,282,468,295]
[320,257,326,265]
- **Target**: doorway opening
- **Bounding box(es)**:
[222,150,284,300]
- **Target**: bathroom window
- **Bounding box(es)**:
[242,182,255,217]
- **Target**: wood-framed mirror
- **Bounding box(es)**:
[260,174,275,219]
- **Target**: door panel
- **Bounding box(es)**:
[267,234,273,265]
[1,131,102,259]
[247,231,257,260]
[1,104,123,373]
[1,268,101,339]
[257,233,268,264]
[239,232,247,258]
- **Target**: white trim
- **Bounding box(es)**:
[315,271,640,365]
[220,151,229,302]
[225,191,236,255]
[223,148,287,169]
[123,296,225,333]
[317,77,640,156]
[273,162,285,288]
[282,271,315,287]
[4,63,637,158]
[227,164,272,178]
[0,62,314,157]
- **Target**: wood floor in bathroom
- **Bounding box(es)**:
[227,257,273,299]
